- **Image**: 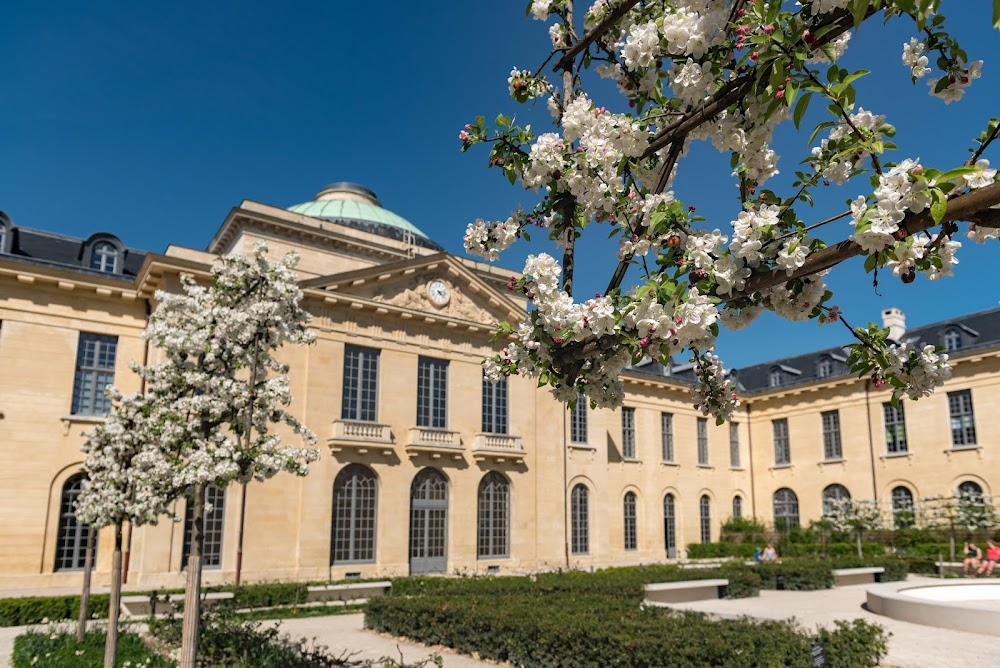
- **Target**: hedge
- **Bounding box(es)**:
[0,594,110,628]
[687,542,886,559]
[754,560,835,591]
[393,564,762,600]
[366,590,888,667]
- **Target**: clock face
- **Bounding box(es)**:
[428,280,450,306]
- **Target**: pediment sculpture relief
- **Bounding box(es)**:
[371,276,495,323]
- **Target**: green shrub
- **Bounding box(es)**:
[815,619,889,668]
[366,587,886,667]
[893,542,952,559]
[0,595,110,628]
[755,560,835,591]
[832,557,910,582]
[686,542,756,558]
[210,581,310,609]
[780,542,886,558]
[11,626,173,667]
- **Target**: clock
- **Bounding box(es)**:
[427,279,450,307]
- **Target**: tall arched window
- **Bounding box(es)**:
[663,493,676,556]
[822,484,851,516]
[90,241,119,273]
[181,484,226,569]
[623,492,637,551]
[891,486,915,529]
[55,474,95,571]
[478,472,510,558]
[331,464,378,564]
[699,495,711,543]
[773,488,800,529]
[570,484,589,555]
[944,328,963,352]
[732,495,743,519]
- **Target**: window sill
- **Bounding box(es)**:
[61,415,107,435]
[568,442,596,452]
[660,461,680,467]
[729,466,745,471]
[622,458,642,464]
[945,445,981,454]
[820,458,846,465]
[881,451,911,459]
[770,463,793,470]
[696,464,713,469]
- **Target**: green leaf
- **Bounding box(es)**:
[864,254,877,273]
[842,69,870,87]
[851,0,869,27]
[929,188,947,224]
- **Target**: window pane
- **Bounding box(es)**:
[772,419,790,465]
[55,475,95,571]
[623,492,637,551]
[417,358,448,428]
[71,333,118,415]
[571,395,588,444]
[181,485,226,569]
[478,472,510,558]
[697,418,709,465]
[571,485,589,555]
[729,422,740,468]
[661,413,674,462]
[622,408,636,459]
[331,465,378,563]
[822,411,842,460]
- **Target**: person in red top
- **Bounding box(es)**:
[976,539,1000,577]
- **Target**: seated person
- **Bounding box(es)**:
[976,540,999,577]
[963,540,981,576]
[762,543,778,562]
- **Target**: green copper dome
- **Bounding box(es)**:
[287,183,443,251]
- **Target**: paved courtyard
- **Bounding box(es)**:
[1,575,998,667]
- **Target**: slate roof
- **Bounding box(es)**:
[625,306,1000,394]
[0,223,147,280]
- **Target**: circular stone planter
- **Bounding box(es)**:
[867,580,1000,636]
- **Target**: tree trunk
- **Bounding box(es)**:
[856,530,862,558]
[949,531,955,562]
[76,529,96,643]
[103,525,123,668]
[180,483,205,668]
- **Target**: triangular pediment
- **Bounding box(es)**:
[301,253,524,325]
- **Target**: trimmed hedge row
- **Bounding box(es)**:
[687,542,887,559]
[366,590,888,667]
[393,564,762,600]
[0,594,110,628]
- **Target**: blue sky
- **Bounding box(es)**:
[1,2,997,368]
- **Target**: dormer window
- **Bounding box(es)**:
[944,328,962,352]
[816,356,834,378]
[82,234,125,275]
[90,242,119,273]
[769,367,783,388]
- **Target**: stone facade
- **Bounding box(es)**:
[0,194,996,591]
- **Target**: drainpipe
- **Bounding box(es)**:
[864,380,878,501]
[746,403,757,519]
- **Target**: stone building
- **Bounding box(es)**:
[0,184,996,590]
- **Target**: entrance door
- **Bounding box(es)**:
[410,468,448,574]
[664,493,677,559]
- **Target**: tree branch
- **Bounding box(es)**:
[558,181,1000,363]
[553,0,642,72]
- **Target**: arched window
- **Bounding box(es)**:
[55,474,95,571]
[699,495,711,543]
[571,484,589,555]
[478,472,510,559]
[773,488,800,529]
[958,480,983,499]
[732,494,743,519]
[331,464,378,564]
[816,356,834,378]
[181,484,226,569]
[623,491,637,551]
[822,484,851,516]
[90,241,119,273]
[663,493,676,556]
[944,328,963,352]
[891,486,915,529]
[769,367,783,388]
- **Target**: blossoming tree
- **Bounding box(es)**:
[462,0,1000,420]
[826,499,885,557]
[76,244,318,668]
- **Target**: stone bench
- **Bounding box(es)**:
[306,581,392,604]
[832,566,885,586]
[644,579,729,606]
[120,591,234,618]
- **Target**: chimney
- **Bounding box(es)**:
[881,308,906,341]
